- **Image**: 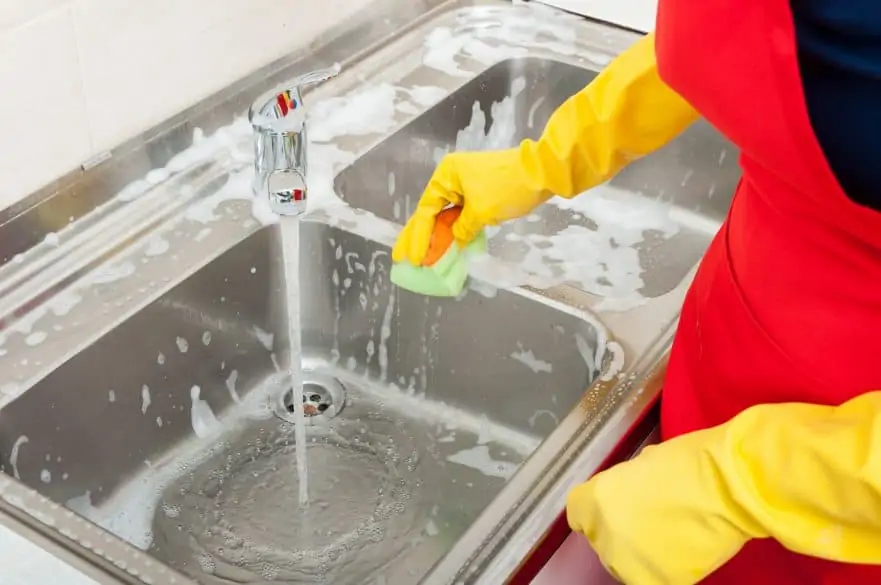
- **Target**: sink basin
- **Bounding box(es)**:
[0,220,606,584]
[335,57,741,301]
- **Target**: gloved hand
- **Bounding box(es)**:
[392,31,699,266]
[567,390,881,585]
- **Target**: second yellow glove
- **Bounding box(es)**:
[567,390,881,585]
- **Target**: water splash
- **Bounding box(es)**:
[150,408,433,584]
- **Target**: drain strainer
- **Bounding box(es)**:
[279,370,346,422]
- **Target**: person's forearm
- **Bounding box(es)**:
[520,32,699,198]
[716,390,881,563]
[565,389,881,585]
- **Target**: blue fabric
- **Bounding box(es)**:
[792,1,881,211]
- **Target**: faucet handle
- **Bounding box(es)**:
[248,63,342,132]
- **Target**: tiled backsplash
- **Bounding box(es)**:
[0,0,373,211]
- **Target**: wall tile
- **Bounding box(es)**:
[536,0,657,33]
[0,0,374,209]
[0,0,69,32]
[0,7,92,208]
[74,0,374,152]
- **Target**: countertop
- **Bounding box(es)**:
[0,0,659,582]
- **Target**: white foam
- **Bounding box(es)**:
[143,235,170,257]
[253,326,274,351]
[48,290,82,316]
[527,409,560,428]
[9,435,28,480]
[140,385,151,414]
[89,261,136,285]
[423,27,471,77]
[309,83,399,142]
[189,386,220,439]
[24,331,47,347]
[510,344,553,373]
[600,341,626,382]
[405,85,447,107]
[447,445,518,479]
[225,370,241,403]
[422,5,581,78]
[378,289,395,382]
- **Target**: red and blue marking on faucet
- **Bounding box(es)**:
[275,90,299,117]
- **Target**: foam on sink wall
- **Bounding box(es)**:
[0,0,376,211]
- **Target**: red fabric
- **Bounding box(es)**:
[654,1,881,584]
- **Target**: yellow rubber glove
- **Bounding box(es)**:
[567,390,881,585]
[392,32,698,266]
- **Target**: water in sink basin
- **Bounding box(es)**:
[149,359,530,584]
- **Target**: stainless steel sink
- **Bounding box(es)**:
[0,221,606,584]
[0,1,740,584]
[335,57,739,299]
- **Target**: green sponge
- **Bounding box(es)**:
[390,231,487,297]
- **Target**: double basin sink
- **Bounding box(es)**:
[0,1,739,584]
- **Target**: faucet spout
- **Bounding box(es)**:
[249,64,341,216]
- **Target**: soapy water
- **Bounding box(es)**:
[279,216,310,507]
[150,393,440,584]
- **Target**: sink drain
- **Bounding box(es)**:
[279,370,346,422]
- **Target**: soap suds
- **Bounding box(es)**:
[253,326,274,351]
[141,385,152,414]
[9,435,29,480]
[310,84,399,142]
[144,235,170,257]
[447,445,518,479]
[225,370,241,403]
[90,262,136,285]
[189,385,219,439]
[510,345,553,373]
[48,290,82,316]
[24,331,47,347]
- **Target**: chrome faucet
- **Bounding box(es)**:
[248,64,341,216]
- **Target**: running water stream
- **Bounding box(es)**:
[280,216,309,506]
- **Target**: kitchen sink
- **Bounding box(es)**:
[335,57,740,300]
[0,221,606,584]
[0,2,740,584]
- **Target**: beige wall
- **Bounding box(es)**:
[0,0,372,210]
